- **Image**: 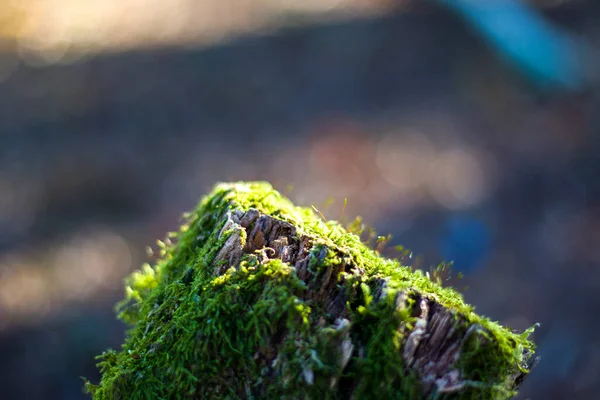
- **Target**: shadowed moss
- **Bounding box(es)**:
[85,181,536,399]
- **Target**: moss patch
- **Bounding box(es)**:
[85,181,536,399]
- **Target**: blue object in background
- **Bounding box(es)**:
[440,0,587,91]
[440,215,491,274]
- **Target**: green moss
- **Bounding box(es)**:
[85,181,536,399]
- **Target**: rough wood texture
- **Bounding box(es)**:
[86,183,537,399]
[214,208,537,398]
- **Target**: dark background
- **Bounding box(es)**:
[0,1,599,398]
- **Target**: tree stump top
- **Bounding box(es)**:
[85,181,538,399]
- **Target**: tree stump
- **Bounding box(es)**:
[85,182,538,399]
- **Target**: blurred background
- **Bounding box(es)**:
[0,0,598,398]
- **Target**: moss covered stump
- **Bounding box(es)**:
[85,182,538,399]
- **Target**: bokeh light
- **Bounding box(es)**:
[0,229,133,330]
[0,1,597,399]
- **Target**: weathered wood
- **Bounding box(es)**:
[85,182,537,399]
[215,208,538,398]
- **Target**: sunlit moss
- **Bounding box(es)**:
[85,181,536,399]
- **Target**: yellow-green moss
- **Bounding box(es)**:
[85,181,536,399]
